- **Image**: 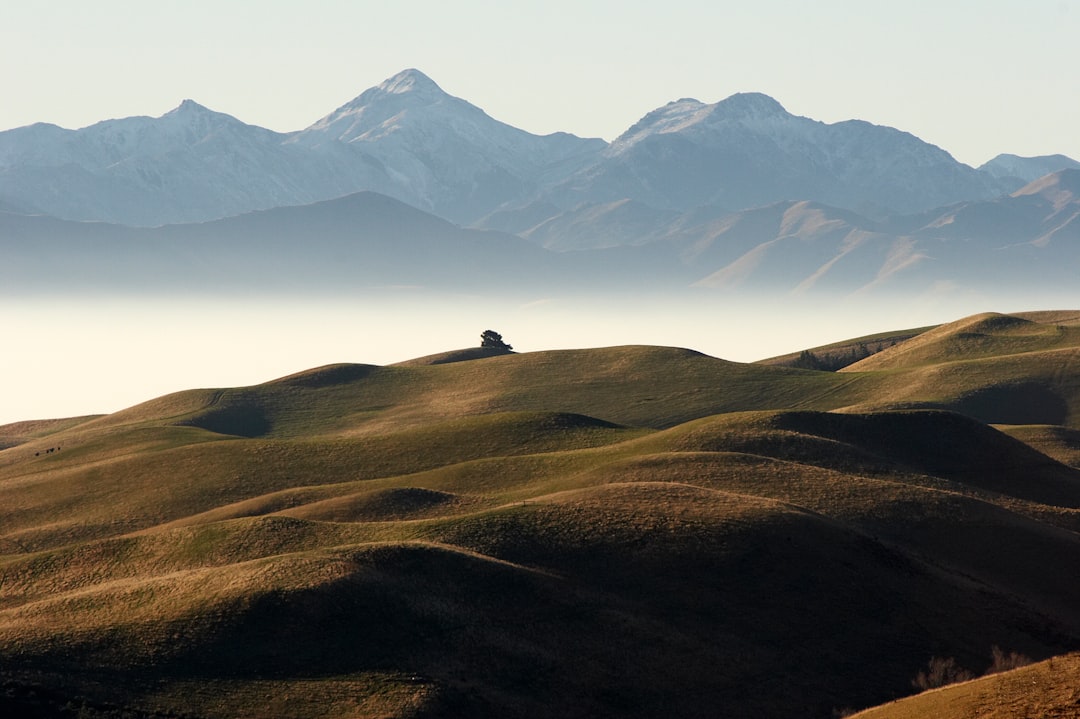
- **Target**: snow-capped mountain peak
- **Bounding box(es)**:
[377,68,443,96]
[166,99,214,115]
[561,87,1014,217]
[297,69,459,144]
[711,92,788,120]
[155,100,264,134]
[77,99,281,155]
[331,69,449,116]
[611,92,793,152]
[288,69,605,222]
[612,98,709,147]
[150,100,253,139]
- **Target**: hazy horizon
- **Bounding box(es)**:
[4,290,1071,426]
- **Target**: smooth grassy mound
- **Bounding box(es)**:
[283,487,483,522]
[636,408,1080,490]
[97,345,869,439]
[392,346,514,366]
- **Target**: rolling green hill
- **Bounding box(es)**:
[3,311,1080,718]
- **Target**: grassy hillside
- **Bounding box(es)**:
[849,652,1080,718]
[843,312,1080,371]
[757,326,934,370]
[835,312,1080,427]
[0,416,100,450]
[4,312,1080,718]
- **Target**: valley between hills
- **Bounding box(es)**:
[3,310,1080,717]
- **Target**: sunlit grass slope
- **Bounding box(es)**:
[850,652,1080,719]
[0,415,100,450]
[3,319,1080,718]
[757,325,934,369]
[845,312,1080,371]
[176,345,871,437]
[837,312,1080,427]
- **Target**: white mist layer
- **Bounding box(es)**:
[1,292,1069,425]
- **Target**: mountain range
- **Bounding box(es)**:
[2,68,1074,231]
[2,68,1079,299]
[0,69,605,227]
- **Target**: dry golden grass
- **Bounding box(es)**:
[829,311,1080,428]
[844,312,1080,372]
[4,313,1080,718]
[999,424,1080,468]
[152,345,872,438]
[1014,309,1080,326]
[0,415,100,450]
[757,326,934,369]
[850,652,1080,718]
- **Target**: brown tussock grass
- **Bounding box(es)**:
[850,652,1080,719]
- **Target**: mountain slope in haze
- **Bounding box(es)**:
[4,311,1080,718]
[900,168,1080,248]
[0,192,593,295]
[681,200,905,293]
[535,92,1012,223]
[979,152,1080,185]
[6,170,1077,299]
[514,198,682,250]
[620,169,1080,296]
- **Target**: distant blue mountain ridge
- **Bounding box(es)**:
[1,68,1075,233]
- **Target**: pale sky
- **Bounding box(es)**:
[2,0,1077,167]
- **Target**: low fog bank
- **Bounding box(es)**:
[3,288,1075,425]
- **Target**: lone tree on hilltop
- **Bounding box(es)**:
[480,329,512,352]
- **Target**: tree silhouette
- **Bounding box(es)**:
[480,330,512,351]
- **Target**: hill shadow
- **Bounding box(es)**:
[175,402,271,438]
[951,382,1069,426]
